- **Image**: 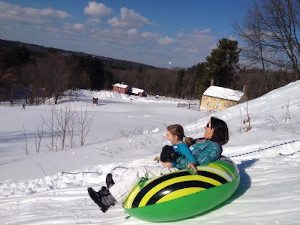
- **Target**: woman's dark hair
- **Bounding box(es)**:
[210,117,229,145]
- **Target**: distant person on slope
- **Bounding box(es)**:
[87,117,229,213]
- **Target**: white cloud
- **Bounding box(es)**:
[108,7,152,28]
[46,26,59,33]
[87,26,144,46]
[0,1,219,68]
[84,2,112,18]
[167,29,217,66]
[141,32,159,39]
[0,1,71,24]
[73,23,85,31]
[127,28,138,36]
[228,35,237,40]
[85,17,101,25]
[158,36,176,46]
[0,1,71,19]
[176,29,216,52]
[177,28,211,37]
[36,8,71,18]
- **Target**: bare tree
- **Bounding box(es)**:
[34,122,44,153]
[43,106,56,151]
[77,106,94,146]
[243,100,252,132]
[234,4,268,70]
[23,125,29,155]
[42,104,94,151]
[24,63,45,105]
[235,0,300,79]
[39,53,70,104]
[234,3,269,92]
[0,69,18,106]
[68,109,77,148]
[54,103,75,150]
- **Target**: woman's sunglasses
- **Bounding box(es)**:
[206,123,212,128]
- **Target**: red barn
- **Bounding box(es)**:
[112,83,131,94]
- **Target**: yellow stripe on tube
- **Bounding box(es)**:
[138,175,222,207]
[213,162,236,178]
[124,178,154,209]
[156,187,205,204]
[198,166,233,182]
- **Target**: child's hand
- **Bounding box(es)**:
[153,156,160,162]
[188,163,198,174]
[161,161,174,168]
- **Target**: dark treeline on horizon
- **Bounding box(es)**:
[0,38,298,106]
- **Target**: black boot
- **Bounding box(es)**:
[106,173,115,188]
[87,187,109,212]
[99,186,110,195]
[100,186,115,206]
[101,191,117,209]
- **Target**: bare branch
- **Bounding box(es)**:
[34,122,44,153]
[234,0,300,78]
[77,106,94,146]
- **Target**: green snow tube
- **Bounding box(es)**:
[123,157,240,222]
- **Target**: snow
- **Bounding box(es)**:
[113,83,129,89]
[131,87,144,95]
[1,81,300,224]
[203,85,244,101]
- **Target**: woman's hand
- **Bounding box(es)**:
[188,163,198,174]
[153,156,160,162]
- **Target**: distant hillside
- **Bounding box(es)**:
[1,39,296,102]
[0,39,156,70]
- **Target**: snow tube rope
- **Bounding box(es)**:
[228,138,300,158]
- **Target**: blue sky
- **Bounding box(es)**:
[0,0,252,68]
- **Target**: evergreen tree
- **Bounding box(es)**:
[174,69,185,98]
[78,55,105,90]
[0,46,30,70]
[206,38,240,87]
[193,62,211,98]
[104,71,113,89]
[0,46,31,103]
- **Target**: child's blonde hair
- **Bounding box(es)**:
[167,124,194,146]
[167,124,184,141]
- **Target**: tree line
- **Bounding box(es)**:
[0,39,297,105]
[0,46,113,105]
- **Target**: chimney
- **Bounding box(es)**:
[210,79,214,86]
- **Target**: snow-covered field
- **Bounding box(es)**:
[0,82,300,225]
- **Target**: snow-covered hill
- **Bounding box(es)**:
[0,81,300,224]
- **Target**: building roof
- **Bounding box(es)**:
[113,83,129,89]
[131,87,144,94]
[203,86,244,102]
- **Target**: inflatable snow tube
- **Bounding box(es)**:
[123,157,240,222]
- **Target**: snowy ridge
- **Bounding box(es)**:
[1,81,300,224]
